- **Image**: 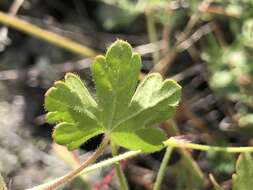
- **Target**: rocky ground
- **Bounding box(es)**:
[0,81,70,189]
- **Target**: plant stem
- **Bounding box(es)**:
[29,150,141,190]
[209,174,224,190]
[29,136,109,190]
[0,11,97,57]
[165,138,253,153]
[153,147,173,190]
[110,142,129,190]
[146,9,159,65]
[29,138,253,190]
[163,121,204,183]
[80,150,141,175]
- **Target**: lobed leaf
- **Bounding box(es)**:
[110,73,181,152]
[120,73,181,129]
[45,40,181,152]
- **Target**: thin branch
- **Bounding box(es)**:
[152,0,214,76]
[170,64,204,82]
[134,41,163,56]
[177,24,212,51]
[152,23,212,76]
[9,0,25,16]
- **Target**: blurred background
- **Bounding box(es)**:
[0,0,253,189]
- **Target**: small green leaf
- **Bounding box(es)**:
[45,40,181,152]
[232,153,253,190]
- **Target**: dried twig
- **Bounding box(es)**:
[0,0,25,51]
[152,0,214,77]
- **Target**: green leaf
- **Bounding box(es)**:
[232,153,253,190]
[110,73,181,152]
[45,74,104,150]
[45,40,181,152]
[125,73,181,128]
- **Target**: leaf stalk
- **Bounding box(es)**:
[29,136,110,190]
[110,142,129,190]
[153,147,174,190]
[29,138,253,190]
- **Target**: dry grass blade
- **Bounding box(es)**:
[0,11,97,57]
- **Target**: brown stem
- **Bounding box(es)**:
[44,136,110,190]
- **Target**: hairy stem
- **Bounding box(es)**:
[153,147,173,190]
[29,136,109,190]
[29,137,253,190]
[110,142,129,190]
[165,138,253,153]
[29,150,141,190]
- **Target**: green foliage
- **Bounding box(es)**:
[202,33,253,127]
[232,153,253,190]
[239,114,253,127]
[206,140,235,175]
[99,0,169,14]
[97,0,185,30]
[96,4,138,30]
[174,161,203,190]
[45,40,181,153]
[207,151,235,175]
[199,0,253,129]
